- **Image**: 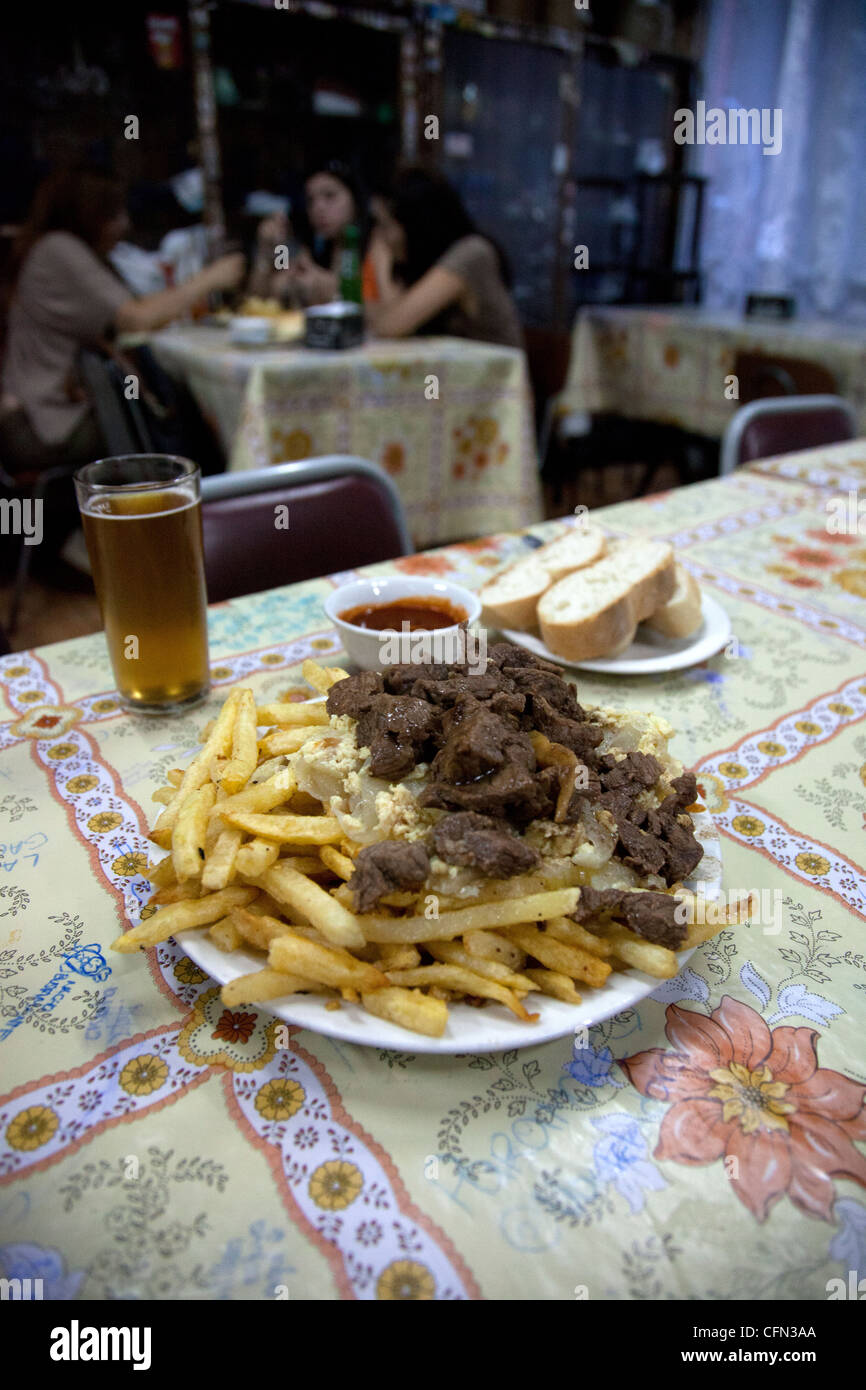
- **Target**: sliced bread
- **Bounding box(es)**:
[479,556,550,631]
[537,539,676,661]
[479,524,607,631]
[644,562,702,638]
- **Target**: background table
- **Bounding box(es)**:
[150,327,541,549]
[1,440,864,1300]
[557,305,866,438]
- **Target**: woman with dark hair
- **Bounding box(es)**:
[250,159,367,306]
[366,167,522,347]
[0,167,244,475]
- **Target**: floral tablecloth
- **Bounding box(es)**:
[0,441,864,1302]
[556,305,866,438]
[149,326,541,549]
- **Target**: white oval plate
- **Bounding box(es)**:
[501,592,731,675]
[180,809,721,1055]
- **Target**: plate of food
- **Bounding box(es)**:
[227,299,305,345]
[480,524,731,673]
[113,647,730,1053]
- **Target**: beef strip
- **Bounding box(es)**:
[348,841,430,913]
[355,694,436,780]
[599,751,663,791]
[617,820,667,877]
[572,886,685,949]
[382,663,459,695]
[326,670,384,719]
[527,693,604,763]
[432,811,540,877]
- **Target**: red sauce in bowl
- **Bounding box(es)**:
[338,596,467,631]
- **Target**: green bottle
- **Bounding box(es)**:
[339,224,362,304]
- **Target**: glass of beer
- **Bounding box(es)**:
[74,455,210,714]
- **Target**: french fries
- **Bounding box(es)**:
[220,810,343,844]
[112,886,256,952]
[113,661,723,1039]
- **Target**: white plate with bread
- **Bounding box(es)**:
[480,523,731,673]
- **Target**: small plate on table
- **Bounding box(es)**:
[501,592,732,675]
[179,809,721,1055]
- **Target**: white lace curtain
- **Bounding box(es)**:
[695,0,866,321]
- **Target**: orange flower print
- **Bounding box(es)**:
[805,528,856,546]
[620,998,866,1223]
[663,344,680,368]
[382,442,405,475]
[453,462,466,479]
[394,554,454,576]
[211,1009,257,1044]
[833,568,866,598]
[784,547,835,568]
[473,452,489,469]
[765,564,820,589]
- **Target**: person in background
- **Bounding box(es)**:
[250,159,367,305]
[0,167,244,477]
[365,167,522,348]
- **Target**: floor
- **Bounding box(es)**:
[1,460,686,655]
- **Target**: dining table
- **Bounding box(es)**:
[556,304,866,439]
[148,325,541,550]
[0,438,864,1302]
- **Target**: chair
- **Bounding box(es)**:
[719,395,857,476]
[78,348,154,455]
[733,350,838,403]
[200,456,414,602]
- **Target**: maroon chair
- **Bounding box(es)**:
[200,456,413,603]
[719,395,857,476]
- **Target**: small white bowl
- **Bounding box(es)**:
[324,575,482,672]
[229,316,273,345]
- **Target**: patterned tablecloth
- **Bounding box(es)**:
[1,441,864,1302]
[556,305,866,438]
[149,326,541,549]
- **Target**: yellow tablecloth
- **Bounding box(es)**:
[149,327,541,549]
[557,305,866,437]
[0,441,864,1300]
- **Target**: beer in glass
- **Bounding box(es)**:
[75,455,210,714]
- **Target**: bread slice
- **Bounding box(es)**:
[479,524,607,631]
[479,557,550,631]
[644,563,702,639]
[535,523,607,581]
[537,539,676,661]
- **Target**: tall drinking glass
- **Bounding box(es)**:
[74,455,210,714]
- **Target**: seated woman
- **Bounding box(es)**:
[0,167,245,477]
[365,168,523,348]
[250,160,367,307]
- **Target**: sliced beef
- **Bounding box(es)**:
[572,886,685,948]
[432,811,540,877]
[599,751,662,791]
[661,817,704,884]
[410,672,502,706]
[670,771,698,809]
[617,820,667,877]
[326,670,384,719]
[430,706,523,784]
[528,694,604,763]
[348,841,430,913]
[383,663,457,695]
[355,694,436,780]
